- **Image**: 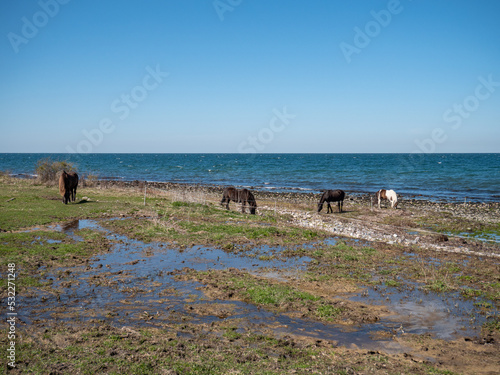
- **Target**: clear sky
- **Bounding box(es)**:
[1,0,499,153]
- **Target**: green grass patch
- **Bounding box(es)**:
[461,288,483,298]
[424,279,451,293]
[482,316,500,332]
[315,304,343,321]
[230,276,319,306]
[385,279,401,288]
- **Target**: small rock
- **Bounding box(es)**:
[435,234,449,243]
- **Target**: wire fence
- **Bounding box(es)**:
[142,182,273,216]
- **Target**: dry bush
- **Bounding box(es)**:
[83,173,98,187]
[35,158,76,185]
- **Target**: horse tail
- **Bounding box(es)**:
[338,190,345,201]
[248,190,257,206]
[59,171,67,197]
[247,190,257,214]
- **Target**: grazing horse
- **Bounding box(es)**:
[317,189,345,213]
[220,187,257,214]
[59,171,79,204]
[376,189,398,209]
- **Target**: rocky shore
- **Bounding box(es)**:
[95,179,499,217]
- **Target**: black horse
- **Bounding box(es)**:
[220,187,257,214]
[59,171,79,204]
[317,189,345,213]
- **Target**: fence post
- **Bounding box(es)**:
[144,181,147,206]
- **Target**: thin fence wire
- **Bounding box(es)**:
[142,182,283,216]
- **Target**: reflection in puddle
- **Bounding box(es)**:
[59,219,80,233]
[18,219,498,355]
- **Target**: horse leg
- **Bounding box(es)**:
[327,202,332,214]
[241,201,246,214]
[221,197,228,209]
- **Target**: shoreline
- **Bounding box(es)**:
[8,171,500,203]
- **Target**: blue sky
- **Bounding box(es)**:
[1,0,499,153]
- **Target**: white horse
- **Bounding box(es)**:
[376,189,398,209]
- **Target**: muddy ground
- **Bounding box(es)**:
[1,178,499,374]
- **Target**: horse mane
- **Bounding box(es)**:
[377,189,387,200]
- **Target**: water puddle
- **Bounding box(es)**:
[350,283,492,340]
[448,231,500,244]
[17,219,497,355]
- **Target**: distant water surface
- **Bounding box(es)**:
[0,153,499,202]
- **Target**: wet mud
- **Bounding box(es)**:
[15,219,499,361]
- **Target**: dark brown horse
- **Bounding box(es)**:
[220,187,257,214]
[59,171,79,204]
[317,189,345,213]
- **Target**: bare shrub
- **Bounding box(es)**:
[83,173,98,187]
[35,158,76,185]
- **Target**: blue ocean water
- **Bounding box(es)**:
[1,153,499,202]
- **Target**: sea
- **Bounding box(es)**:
[1,153,499,202]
